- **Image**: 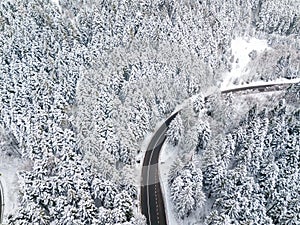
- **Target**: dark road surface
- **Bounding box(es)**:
[140,82,298,225]
[141,112,178,225]
[220,82,292,94]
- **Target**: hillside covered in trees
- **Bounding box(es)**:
[167,84,300,224]
[0,0,299,224]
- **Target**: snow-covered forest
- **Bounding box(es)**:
[168,84,300,224]
[0,0,299,224]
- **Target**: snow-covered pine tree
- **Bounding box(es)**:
[192,93,205,114]
[166,114,184,146]
[169,159,206,219]
[195,119,211,153]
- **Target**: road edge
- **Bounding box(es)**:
[157,141,170,225]
[0,178,4,224]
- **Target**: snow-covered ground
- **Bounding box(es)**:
[221,36,300,91]
[0,156,23,223]
[221,37,270,89]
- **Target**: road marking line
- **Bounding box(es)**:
[146,125,168,225]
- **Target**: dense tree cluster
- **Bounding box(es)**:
[200,94,300,224]
[253,0,300,36]
[0,0,144,223]
[237,0,300,84]
[245,45,300,82]
[168,85,300,224]
[0,0,298,224]
[168,158,205,219]
[192,94,205,114]
[9,150,141,225]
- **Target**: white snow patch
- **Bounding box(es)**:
[0,157,23,223]
[221,37,270,89]
[159,142,179,225]
[51,0,62,12]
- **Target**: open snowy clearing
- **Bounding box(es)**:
[221,37,270,89]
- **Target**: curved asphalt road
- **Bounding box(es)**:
[140,82,298,225]
[141,112,178,225]
[220,82,292,94]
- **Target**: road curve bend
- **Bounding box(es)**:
[140,81,298,225]
[141,112,178,225]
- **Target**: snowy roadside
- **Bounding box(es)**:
[134,132,153,208]
[136,79,229,222]
[158,142,179,225]
[0,157,22,224]
[135,105,186,187]
[135,93,200,214]
[160,142,207,225]
[135,110,182,206]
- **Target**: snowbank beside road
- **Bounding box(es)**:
[0,157,22,223]
[159,142,179,225]
[159,143,201,225]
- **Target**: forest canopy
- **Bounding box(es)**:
[0,0,299,224]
